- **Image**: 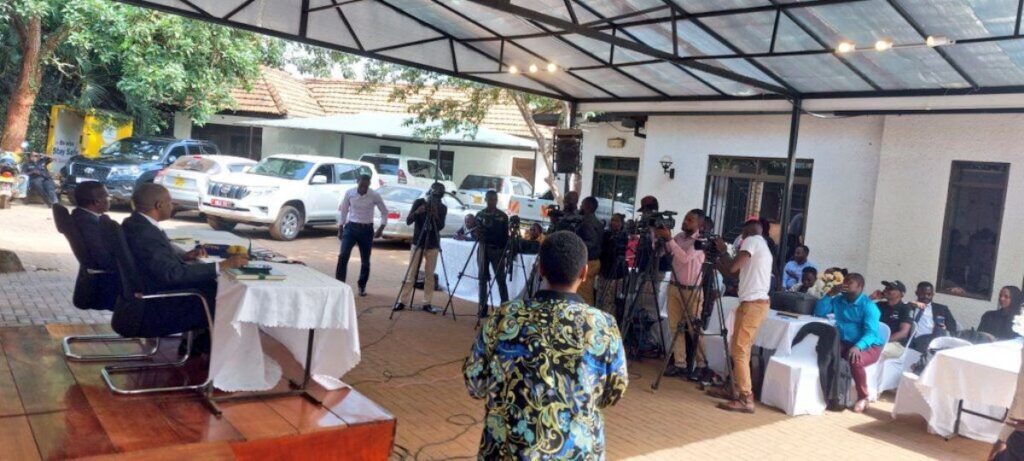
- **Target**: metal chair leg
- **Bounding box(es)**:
[100,332,210,395]
[63,334,161,362]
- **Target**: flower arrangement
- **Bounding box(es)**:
[810,269,845,297]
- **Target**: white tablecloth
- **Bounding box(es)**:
[167,228,361,392]
[704,303,828,375]
[436,239,537,307]
[895,339,1021,442]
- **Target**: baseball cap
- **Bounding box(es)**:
[882,280,906,293]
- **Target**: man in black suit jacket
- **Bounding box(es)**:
[72,181,116,271]
[909,281,960,353]
[119,183,247,338]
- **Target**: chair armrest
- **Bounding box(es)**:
[134,290,214,330]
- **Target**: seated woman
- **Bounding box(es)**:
[978,286,1022,341]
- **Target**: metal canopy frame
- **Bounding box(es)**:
[113,0,1024,104]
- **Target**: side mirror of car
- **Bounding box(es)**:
[311,175,328,185]
[166,156,178,164]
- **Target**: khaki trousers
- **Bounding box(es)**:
[577,260,601,306]
[397,246,439,305]
[667,285,705,366]
[882,341,906,360]
[730,300,770,398]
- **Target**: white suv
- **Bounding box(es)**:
[358,153,456,191]
[199,154,379,241]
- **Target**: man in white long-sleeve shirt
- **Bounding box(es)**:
[335,174,388,296]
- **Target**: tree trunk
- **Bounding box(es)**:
[563,100,582,194]
[1,17,43,152]
[511,91,563,206]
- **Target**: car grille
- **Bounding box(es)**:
[207,182,250,199]
[71,163,110,181]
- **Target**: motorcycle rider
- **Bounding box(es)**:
[23,151,58,207]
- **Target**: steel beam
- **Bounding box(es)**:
[884,0,978,88]
[777,98,802,273]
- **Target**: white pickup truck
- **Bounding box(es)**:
[455,174,555,223]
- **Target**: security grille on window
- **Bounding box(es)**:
[937,161,1009,299]
[592,157,639,219]
[704,157,813,243]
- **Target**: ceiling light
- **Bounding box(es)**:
[926,35,952,47]
[508,65,518,74]
[836,41,856,54]
[874,39,893,51]
[546,62,557,73]
[529,64,539,73]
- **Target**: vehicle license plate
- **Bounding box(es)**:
[76,177,96,184]
[173,176,185,187]
[211,198,233,208]
[473,196,482,204]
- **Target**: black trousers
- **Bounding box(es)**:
[478,245,509,312]
[336,222,374,289]
[29,176,57,206]
[996,431,1024,461]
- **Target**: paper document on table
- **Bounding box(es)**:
[226,268,287,281]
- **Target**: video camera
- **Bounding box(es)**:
[641,210,677,230]
[693,231,723,260]
[546,204,583,232]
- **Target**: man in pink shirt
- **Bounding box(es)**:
[656,209,707,379]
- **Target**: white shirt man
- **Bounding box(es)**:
[335,175,388,296]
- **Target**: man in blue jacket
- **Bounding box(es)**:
[814,272,883,413]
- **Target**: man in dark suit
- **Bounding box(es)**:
[119,183,247,339]
[909,281,959,354]
[72,181,115,271]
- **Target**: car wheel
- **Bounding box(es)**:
[207,215,238,231]
[269,206,303,241]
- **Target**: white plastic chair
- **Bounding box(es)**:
[761,331,826,416]
[857,322,890,402]
[879,325,921,393]
[927,336,972,351]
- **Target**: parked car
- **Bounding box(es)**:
[60,137,220,205]
[455,174,555,223]
[154,154,257,212]
[371,185,475,242]
[358,153,456,191]
[199,154,378,241]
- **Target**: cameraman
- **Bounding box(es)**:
[475,190,510,318]
[711,218,773,414]
[655,209,707,380]
[395,183,448,313]
[575,196,603,305]
[562,190,580,217]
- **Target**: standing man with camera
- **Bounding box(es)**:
[575,196,603,306]
[476,190,509,318]
[711,218,773,413]
[336,174,388,297]
[656,209,708,380]
[396,183,448,313]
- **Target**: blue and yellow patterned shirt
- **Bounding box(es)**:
[463,290,628,460]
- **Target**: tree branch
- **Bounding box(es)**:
[11,13,28,42]
[41,24,72,59]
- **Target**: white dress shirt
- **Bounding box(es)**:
[337,188,388,228]
[915,302,935,336]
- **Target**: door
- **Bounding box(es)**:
[306,164,339,222]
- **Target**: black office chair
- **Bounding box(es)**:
[98,216,214,400]
[52,204,159,361]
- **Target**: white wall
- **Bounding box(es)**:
[579,122,646,197]
[866,114,1024,327]
[173,112,272,139]
[622,114,885,273]
[261,127,343,158]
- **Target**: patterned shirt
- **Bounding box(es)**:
[463,291,628,460]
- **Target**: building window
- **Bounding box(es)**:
[429,149,454,179]
[937,161,1009,300]
[592,156,639,218]
[704,156,813,244]
[380,145,401,155]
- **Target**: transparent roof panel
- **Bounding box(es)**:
[342,1,443,51]
[675,20,734,56]
[756,54,875,92]
[446,2,547,36]
[714,58,784,88]
[476,72,569,96]
[511,0,575,23]
[772,14,827,53]
[582,0,673,20]
[844,47,971,89]
[789,0,922,47]
[622,21,676,55]
[453,43,503,73]
[381,39,453,72]
[571,68,661,97]
[674,0,771,14]
[892,0,1018,40]
[944,39,1024,86]
[626,62,721,96]
[688,67,764,96]
[384,0,495,40]
[513,36,606,68]
[699,11,779,54]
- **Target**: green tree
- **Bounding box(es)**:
[0,0,357,152]
[363,62,570,204]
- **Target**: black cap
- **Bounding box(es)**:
[882,280,906,293]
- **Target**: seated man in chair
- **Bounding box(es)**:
[72,181,116,271]
[119,183,247,341]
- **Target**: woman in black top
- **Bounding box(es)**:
[978,286,1023,340]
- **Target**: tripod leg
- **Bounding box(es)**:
[442,241,478,319]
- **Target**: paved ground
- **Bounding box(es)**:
[0,203,990,460]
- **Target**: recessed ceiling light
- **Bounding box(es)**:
[874,39,893,51]
[508,65,519,74]
[836,41,856,53]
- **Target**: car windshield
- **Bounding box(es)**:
[362,156,400,175]
[248,158,314,180]
[168,156,218,173]
[99,139,170,160]
[459,175,503,191]
[378,186,423,204]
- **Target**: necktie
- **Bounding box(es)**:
[914,306,926,323]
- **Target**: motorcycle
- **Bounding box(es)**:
[0,153,26,209]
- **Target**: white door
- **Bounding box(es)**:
[307,164,343,221]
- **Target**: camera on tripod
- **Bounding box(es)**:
[693,232,723,260]
[642,210,677,230]
[546,204,583,232]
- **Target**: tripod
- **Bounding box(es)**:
[596,252,628,323]
[390,202,454,321]
[440,223,528,324]
[651,256,734,392]
[619,235,668,360]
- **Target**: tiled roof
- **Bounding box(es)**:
[227,67,545,140]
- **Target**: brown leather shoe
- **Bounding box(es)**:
[717,397,755,414]
[705,386,736,400]
[852,398,869,413]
